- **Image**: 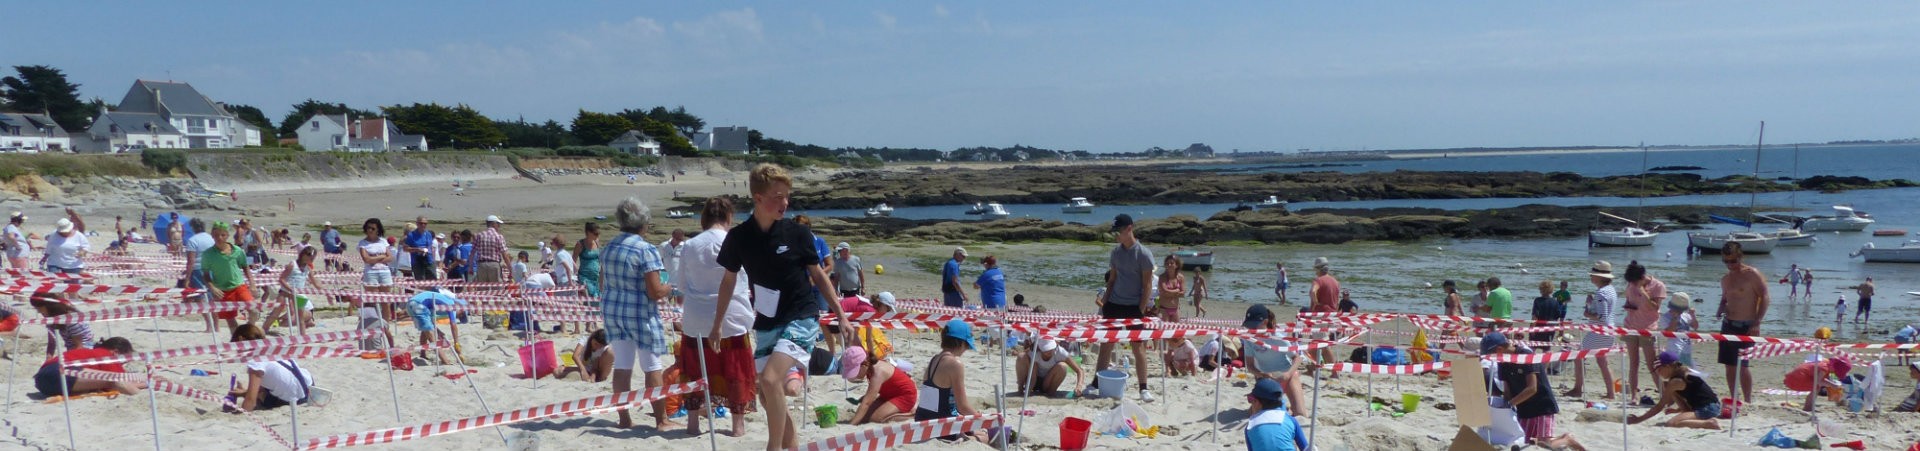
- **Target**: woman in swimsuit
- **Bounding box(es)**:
[916,320,988,442]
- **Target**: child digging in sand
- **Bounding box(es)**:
[1628,351,1723,430]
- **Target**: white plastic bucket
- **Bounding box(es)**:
[1096,370,1128,398]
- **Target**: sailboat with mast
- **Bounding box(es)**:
[1689,122,1779,254]
[1757,144,1813,246]
[1589,143,1660,247]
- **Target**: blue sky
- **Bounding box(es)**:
[6,1,1918,152]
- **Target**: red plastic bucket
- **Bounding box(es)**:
[519,340,557,379]
[1060,417,1092,450]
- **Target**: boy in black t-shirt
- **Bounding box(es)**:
[710,164,852,451]
[1484,333,1589,451]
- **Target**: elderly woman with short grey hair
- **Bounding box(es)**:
[598,197,676,429]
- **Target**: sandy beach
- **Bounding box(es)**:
[3,175,1919,451]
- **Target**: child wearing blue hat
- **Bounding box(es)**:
[915,319,988,442]
[1245,378,1309,451]
[1485,332,1589,450]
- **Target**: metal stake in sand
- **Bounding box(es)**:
[1018,334,1040,446]
[1364,325,1374,418]
[524,292,537,391]
[58,351,77,450]
[997,315,1008,451]
[1308,365,1322,448]
[149,316,165,451]
[381,341,402,422]
[6,329,20,413]
[1210,336,1222,444]
[695,336,717,451]
[435,337,509,445]
[1619,345,1629,450]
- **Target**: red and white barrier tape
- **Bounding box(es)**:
[0,282,201,296]
[301,380,705,449]
[66,329,380,366]
[1483,347,1616,364]
[796,414,1003,451]
[1327,361,1451,375]
[1,269,94,279]
[23,301,275,325]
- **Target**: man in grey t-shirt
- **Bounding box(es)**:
[1090,214,1157,403]
[831,242,864,297]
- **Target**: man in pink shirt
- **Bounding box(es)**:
[1308,257,1341,374]
[1621,260,1666,402]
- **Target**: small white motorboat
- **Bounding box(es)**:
[1172,249,1215,271]
[1589,227,1659,247]
[1254,195,1288,210]
[866,202,894,217]
[665,210,694,219]
[964,202,989,215]
[1687,231,1777,254]
[1062,197,1096,214]
[980,202,1011,220]
[1852,241,1920,263]
[1800,205,1874,232]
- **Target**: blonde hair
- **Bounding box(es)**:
[1538,280,1553,296]
[749,164,791,196]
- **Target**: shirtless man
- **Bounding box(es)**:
[1715,242,1768,404]
[1850,278,1876,324]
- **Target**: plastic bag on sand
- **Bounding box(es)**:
[1758,428,1797,448]
[1091,399,1151,435]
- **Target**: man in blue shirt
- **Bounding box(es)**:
[1246,378,1309,451]
[974,255,1006,310]
[942,247,969,307]
[319,221,344,271]
[404,216,437,281]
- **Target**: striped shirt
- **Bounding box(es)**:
[50,323,95,350]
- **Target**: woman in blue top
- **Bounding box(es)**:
[973,256,1007,310]
[916,319,987,442]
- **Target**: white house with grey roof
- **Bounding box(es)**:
[607,130,660,156]
[297,114,429,152]
[74,80,261,152]
[0,113,72,153]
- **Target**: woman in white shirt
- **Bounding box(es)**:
[43,210,90,281]
[358,218,394,319]
[676,197,756,437]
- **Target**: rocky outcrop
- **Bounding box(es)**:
[802,204,1750,245]
[793,166,1915,210]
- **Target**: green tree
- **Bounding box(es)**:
[278,99,378,136]
[383,103,504,149]
[570,110,634,147]
[1,65,90,131]
[223,104,279,144]
[497,118,572,148]
[640,118,699,156]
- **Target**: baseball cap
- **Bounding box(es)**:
[954,246,968,257]
[1312,256,1329,269]
[1110,214,1134,232]
[943,319,976,350]
[322,221,332,227]
[836,242,851,251]
[1250,378,1285,408]
[1657,351,1680,366]
[485,215,503,224]
[56,218,74,234]
[1243,304,1274,329]
[1037,338,1059,355]
[8,211,24,221]
[874,292,898,309]
[1479,332,1510,355]
[437,233,447,240]
[839,346,868,382]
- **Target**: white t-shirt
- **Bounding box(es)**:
[551,248,574,285]
[247,360,313,403]
[679,228,753,338]
[395,246,413,270]
[359,238,390,272]
[44,232,90,269]
[659,239,683,277]
[185,233,214,270]
[2,224,27,258]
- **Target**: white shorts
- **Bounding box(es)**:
[363,268,394,287]
[608,339,666,372]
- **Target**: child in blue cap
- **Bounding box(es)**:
[915,319,988,442]
[1245,378,1309,451]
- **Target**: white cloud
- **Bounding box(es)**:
[934,4,950,18]
[874,11,897,30]
[673,8,764,43]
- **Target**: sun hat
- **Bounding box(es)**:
[1669,292,1692,310]
[1243,305,1274,329]
[1251,378,1285,408]
[1312,256,1329,269]
[942,319,975,350]
[839,346,868,382]
[1657,351,1680,366]
[1479,332,1510,355]
[1037,338,1059,355]
[873,292,897,309]
[485,215,502,224]
[1590,260,1615,279]
[55,218,74,234]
